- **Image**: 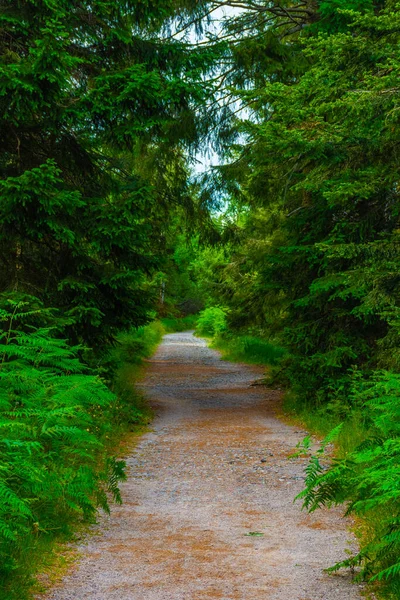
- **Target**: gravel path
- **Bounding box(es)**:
[45,332,362,600]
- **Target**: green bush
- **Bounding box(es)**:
[217,335,286,366]
[196,307,285,367]
[0,298,126,596]
[108,321,165,368]
[298,369,400,587]
[105,322,164,430]
[196,307,228,337]
[161,315,198,332]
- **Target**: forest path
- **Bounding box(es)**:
[45,332,361,600]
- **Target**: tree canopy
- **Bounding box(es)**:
[2,0,400,597]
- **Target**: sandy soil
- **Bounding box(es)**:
[44,332,362,600]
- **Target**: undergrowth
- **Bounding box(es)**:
[294,371,400,596]
[161,314,198,332]
[211,334,286,366]
[195,307,285,366]
[0,301,163,600]
[106,321,165,382]
[285,376,400,599]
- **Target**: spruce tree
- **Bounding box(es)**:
[0,0,209,347]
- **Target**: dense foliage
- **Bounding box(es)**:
[0,0,210,347]
[0,0,212,596]
[298,370,400,585]
[2,0,400,597]
[174,0,400,593]
[0,297,125,595]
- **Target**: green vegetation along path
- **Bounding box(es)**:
[45,332,362,600]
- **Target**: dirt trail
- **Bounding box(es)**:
[45,332,362,600]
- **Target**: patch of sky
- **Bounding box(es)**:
[164,6,245,177]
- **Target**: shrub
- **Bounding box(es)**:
[109,321,165,367]
[196,307,227,337]
[226,335,286,365]
[161,315,198,332]
[298,369,400,587]
[0,297,126,593]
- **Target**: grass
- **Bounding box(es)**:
[161,314,198,332]
[282,391,368,456]
[109,321,165,369]
[29,536,83,599]
[1,523,83,600]
[209,333,286,366]
[193,307,285,367]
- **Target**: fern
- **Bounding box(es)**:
[0,297,126,584]
[299,370,400,584]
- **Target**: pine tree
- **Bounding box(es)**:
[0,0,210,347]
[189,0,400,588]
